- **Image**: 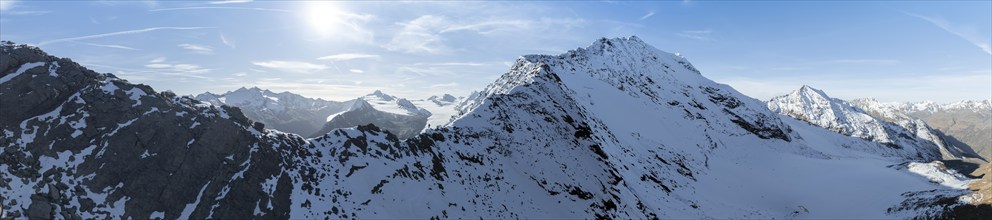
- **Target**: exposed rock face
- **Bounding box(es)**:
[194,87,352,136]
[965,163,992,205]
[1,41,305,219]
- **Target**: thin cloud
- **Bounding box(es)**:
[415,62,489,66]
[905,12,992,55]
[385,15,583,54]
[37,27,213,46]
[349,69,364,73]
[638,11,655,21]
[252,60,328,73]
[83,43,139,50]
[385,15,449,54]
[150,7,291,13]
[676,29,713,41]
[810,59,901,65]
[219,34,235,48]
[429,82,459,88]
[145,63,210,73]
[3,10,51,16]
[317,53,381,61]
[178,43,214,55]
[208,0,253,4]
[441,17,583,34]
[0,0,15,11]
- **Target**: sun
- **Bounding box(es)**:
[303,2,344,37]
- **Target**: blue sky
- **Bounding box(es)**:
[1,0,989,102]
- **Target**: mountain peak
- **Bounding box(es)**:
[427,94,458,103]
[366,90,396,100]
[795,85,830,99]
[372,89,386,96]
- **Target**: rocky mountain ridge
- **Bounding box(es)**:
[2,38,990,219]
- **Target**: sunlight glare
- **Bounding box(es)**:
[304,2,343,37]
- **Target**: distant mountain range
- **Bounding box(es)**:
[2,37,989,219]
[194,88,465,140]
[194,87,352,136]
[885,100,991,164]
[767,86,989,178]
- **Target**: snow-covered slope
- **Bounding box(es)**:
[410,93,467,129]
[310,91,430,139]
[194,87,351,135]
[3,38,987,219]
[285,37,980,218]
[767,86,943,161]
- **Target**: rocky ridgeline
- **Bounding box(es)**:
[3,38,990,219]
[1,41,306,219]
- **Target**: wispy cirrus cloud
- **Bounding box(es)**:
[208,0,253,4]
[385,15,583,54]
[82,43,139,50]
[178,43,214,54]
[252,60,328,73]
[219,34,235,48]
[814,59,900,65]
[905,12,992,55]
[3,10,51,16]
[414,62,490,67]
[385,15,449,54]
[676,29,714,41]
[144,58,211,75]
[37,27,213,46]
[429,82,459,88]
[638,11,655,21]
[150,7,290,13]
[316,53,381,61]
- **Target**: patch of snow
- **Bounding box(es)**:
[179,181,211,220]
[100,80,120,94]
[149,211,165,219]
[140,149,156,159]
[126,87,147,107]
[47,61,60,76]
[907,161,975,189]
[0,61,45,84]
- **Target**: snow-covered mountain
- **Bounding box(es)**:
[767,86,944,161]
[889,100,992,162]
[310,90,430,139]
[194,87,352,135]
[292,37,985,218]
[410,93,467,130]
[2,38,989,219]
[893,100,992,113]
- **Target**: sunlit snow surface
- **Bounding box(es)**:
[1,37,977,219]
[284,37,970,219]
